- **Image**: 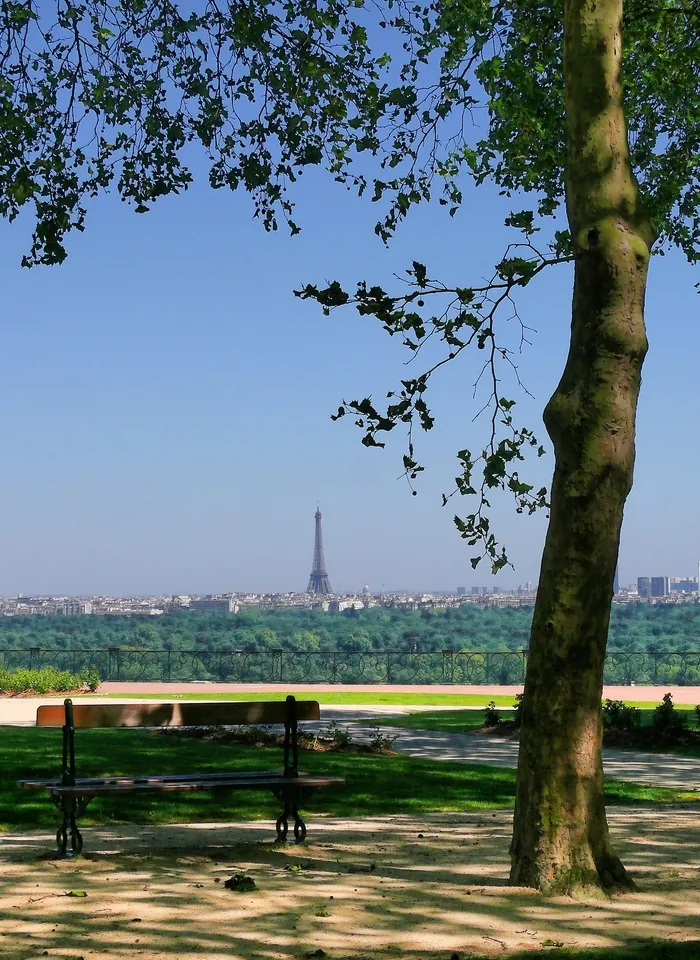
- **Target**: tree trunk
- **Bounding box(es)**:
[508,0,656,894]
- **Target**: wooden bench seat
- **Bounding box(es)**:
[17,695,344,858]
[22,774,342,795]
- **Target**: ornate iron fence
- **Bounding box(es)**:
[3,648,700,684]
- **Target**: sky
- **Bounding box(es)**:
[0,147,698,596]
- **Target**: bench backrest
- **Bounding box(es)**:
[36,698,320,729]
[40,695,320,786]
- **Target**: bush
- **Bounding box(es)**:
[367,723,399,752]
[0,666,99,695]
[602,699,641,730]
[652,692,687,732]
[78,667,101,692]
[513,693,524,729]
[484,700,500,727]
[320,720,352,747]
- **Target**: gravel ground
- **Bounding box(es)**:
[3,809,700,959]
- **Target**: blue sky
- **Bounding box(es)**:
[0,158,697,595]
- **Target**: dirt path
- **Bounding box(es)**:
[2,810,700,959]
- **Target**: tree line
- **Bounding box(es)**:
[0,604,699,654]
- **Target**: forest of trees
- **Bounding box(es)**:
[0,603,698,655]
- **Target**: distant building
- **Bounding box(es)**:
[62,601,92,615]
[671,578,699,593]
[328,599,364,612]
[471,587,480,595]
[456,587,466,596]
[650,577,670,598]
[189,598,237,613]
[637,576,651,598]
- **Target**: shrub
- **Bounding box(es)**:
[652,692,687,732]
[484,700,500,727]
[78,667,101,692]
[602,699,641,730]
[513,693,524,729]
[367,723,399,752]
[0,666,99,695]
[320,719,352,747]
[696,704,700,729]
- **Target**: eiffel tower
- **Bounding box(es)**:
[307,506,332,595]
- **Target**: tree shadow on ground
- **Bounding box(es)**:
[3,809,700,960]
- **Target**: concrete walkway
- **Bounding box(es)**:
[340,722,700,791]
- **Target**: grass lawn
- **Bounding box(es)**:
[375,707,516,732]
[86,690,523,707]
[85,690,700,710]
[2,727,699,834]
[375,705,700,733]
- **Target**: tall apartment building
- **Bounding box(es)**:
[650,576,670,597]
[63,601,92,615]
[637,576,651,598]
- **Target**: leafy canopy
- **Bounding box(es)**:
[2,0,698,564]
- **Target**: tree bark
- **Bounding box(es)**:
[508,0,656,894]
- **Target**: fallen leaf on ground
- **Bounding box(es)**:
[224,874,257,892]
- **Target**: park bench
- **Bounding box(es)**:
[17,695,344,858]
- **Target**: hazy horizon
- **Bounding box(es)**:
[2,155,698,597]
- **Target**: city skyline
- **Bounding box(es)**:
[2,559,699,602]
[1,492,699,597]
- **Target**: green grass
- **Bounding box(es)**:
[85,690,700,711]
[375,707,515,732]
[625,697,700,713]
[375,706,700,734]
[374,706,700,761]
[86,690,523,706]
[2,727,699,834]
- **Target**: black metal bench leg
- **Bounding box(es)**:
[275,788,307,843]
[275,792,291,842]
[54,796,86,858]
[293,805,307,843]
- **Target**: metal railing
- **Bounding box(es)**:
[3,648,700,685]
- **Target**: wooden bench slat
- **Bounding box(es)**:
[35,700,321,728]
[17,770,283,789]
[44,775,345,796]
